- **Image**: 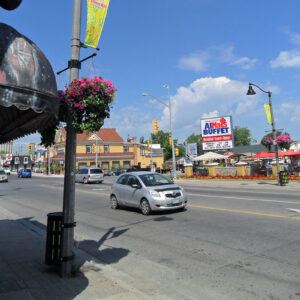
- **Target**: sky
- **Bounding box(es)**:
[2,0,300,151]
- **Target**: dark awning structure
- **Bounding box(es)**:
[0,23,59,143]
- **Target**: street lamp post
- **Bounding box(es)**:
[246,83,281,185]
[142,86,177,179]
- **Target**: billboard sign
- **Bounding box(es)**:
[187,143,197,157]
[201,116,234,150]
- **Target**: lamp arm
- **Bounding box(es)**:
[249,83,270,95]
[146,94,169,108]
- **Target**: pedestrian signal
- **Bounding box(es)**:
[153,119,158,135]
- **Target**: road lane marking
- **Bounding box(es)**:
[93,188,105,191]
[287,208,300,213]
[187,204,300,220]
[40,184,110,196]
[188,193,300,205]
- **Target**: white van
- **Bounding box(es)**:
[75,167,104,184]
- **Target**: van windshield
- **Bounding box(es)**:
[90,169,103,174]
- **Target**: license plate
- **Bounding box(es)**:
[173,199,180,204]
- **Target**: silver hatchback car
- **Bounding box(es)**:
[110,172,187,215]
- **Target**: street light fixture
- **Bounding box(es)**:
[142,86,177,179]
[246,82,280,185]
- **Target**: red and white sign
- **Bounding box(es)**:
[6,154,12,161]
[201,116,234,150]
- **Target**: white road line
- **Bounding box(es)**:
[184,186,300,196]
[287,208,300,213]
[188,193,300,205]
[92,188,105,191]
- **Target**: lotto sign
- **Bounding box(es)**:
[201,116,234,150]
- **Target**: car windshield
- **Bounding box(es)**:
[138,173,173,187]
[24,169,31,172]
[0,170,5,175]
[90,169,103,174]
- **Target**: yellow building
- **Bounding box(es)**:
[51,128,164,171]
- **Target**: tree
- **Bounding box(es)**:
[151,130,173,161]
[186,133,202,144]
[233,126,252,146]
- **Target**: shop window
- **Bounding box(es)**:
[86,145,92,153]
[112,161,120,169]
[101,161,109,170]
[104,145,109,153]
[78,162,87,168]
[123,161,131,168]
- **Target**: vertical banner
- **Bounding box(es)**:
[187,143,197,158]
[264,104,272,124]
[84,0,110,49]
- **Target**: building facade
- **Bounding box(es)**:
[0,142,13,153]
[50,128,164,171]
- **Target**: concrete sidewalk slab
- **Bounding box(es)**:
[0,210,151,300]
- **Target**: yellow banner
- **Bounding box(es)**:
[84,0,110,48]
[264,104,272,124]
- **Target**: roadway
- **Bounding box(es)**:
[0,174,300,299]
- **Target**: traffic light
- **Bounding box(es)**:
[147,140,150,150]
[175,148,179,156]
[153,119,158,135]
[28,144,32,152]
[92,144,96,153]
[168,136,172,146]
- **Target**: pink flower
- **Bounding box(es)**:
[75,103,80,108]
[80,104,85,109]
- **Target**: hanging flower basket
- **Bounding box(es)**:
[261,136,273,151]
[39,76,117,146]
[275,134,292,150]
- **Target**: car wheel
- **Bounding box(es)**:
[140,199,151,215]
[99,180,103,184]
[110,195,119,209]
[83,178,88,184]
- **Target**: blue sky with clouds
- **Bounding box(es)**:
[2,0,300,149]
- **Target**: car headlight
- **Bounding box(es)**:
[147,190,161,199]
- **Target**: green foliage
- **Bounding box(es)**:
[39,125,57,147]
[233,126,252,146]
[186,133,202,144]
[151,130,173,161]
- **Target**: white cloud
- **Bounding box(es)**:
[219,45,258,70]
[231,57,258,70]
[202,110,219,119]
[105,77,280,142]
[280,102,300,122]
[270,49,300,68]
[177,51,210,72]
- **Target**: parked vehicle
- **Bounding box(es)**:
[0,170,8,182]
[75,167,104,184]
[18,169,32,178]
[3,167,10,175]
[110,172,187,215]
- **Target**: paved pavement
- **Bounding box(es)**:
[0,207,151,300]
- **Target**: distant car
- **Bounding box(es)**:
[110,172,187,215]
[0,170,8,182]
[3,167,10,175]
[75,167,104,184]
[105,169,125,176]
[18,169,32,178]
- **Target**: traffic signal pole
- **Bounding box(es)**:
[60,0,81,277]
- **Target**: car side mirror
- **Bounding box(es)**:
[131,184,141,189]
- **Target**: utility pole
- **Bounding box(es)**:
[47,146,50,175]
[60,0,81,277]
[96,136,98,167]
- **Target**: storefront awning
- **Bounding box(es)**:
[0,23,59,143]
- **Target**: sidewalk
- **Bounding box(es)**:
[0,208,150,300]
[175,177,300,190]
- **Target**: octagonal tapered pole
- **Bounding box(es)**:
[60,0,81,277]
